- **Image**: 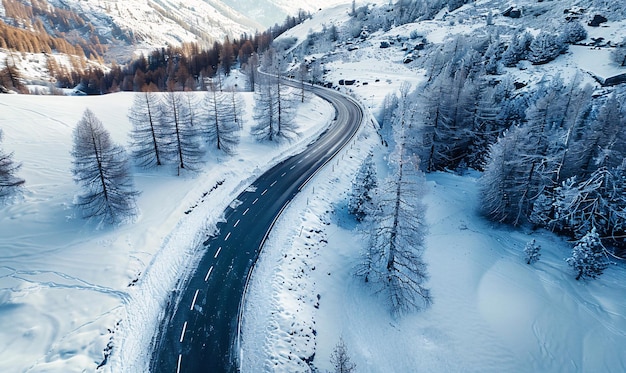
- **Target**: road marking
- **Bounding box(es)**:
[180,321,188,343]
[261,189,268,195]
[214,246,222,258]
[298,159,303,163]
[225,232,231,241]
[205,266,214,281]
[281,172,286,177]
[290,165,296,170]
[190,289,200,310]
[234,219,240,228]
[253,198,258,204]
[270,180,277,187]
[177,354,182,373]
[243,208,249,216]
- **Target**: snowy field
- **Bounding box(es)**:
[0,91,334,372]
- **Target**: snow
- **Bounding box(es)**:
[240,1,626,372]
[3,0,626,372]
[0,90,334,372]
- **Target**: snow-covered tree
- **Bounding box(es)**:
[523,239,541,264]
[252,50,298,142]
[330,337,356,373]
[160,92,204,172]
[203,83,240,155]
[0,129,25,198]
[566,227,609,281]
[348,152,378,221]
[358,134,431,315]
[501,31,533,67]
[561,21,588,44]
[528,32,567,65]
[128,92,168,168]
[71,109,139,224]
[611,37,626,67]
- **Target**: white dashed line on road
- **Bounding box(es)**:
[243,208,249,216]
[177,354,182,373]
[190,289,199,310]
[290,165,296,170]
[180,321,188,343]
[205,266,214,281]
[234,219,240,228]
[214,246,222,258]
[225,232,231,241]
[281,172,286,177]
[270,180,277,187]
[253,198,258,204]
[261,189,268,196]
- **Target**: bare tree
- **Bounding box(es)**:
[71,109,139,224]
[251,49,299,142]
[202,83,240,155]
[128,92,168,168]
[0,129,25,198]
[330,337,356,373]
[160,92,204,172]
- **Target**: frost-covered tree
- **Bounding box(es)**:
[358,126,431,315]
[566,227,609,280]
[128,92,168,168]
[71,109,139,224]
[562,21,588,44]
[160,92,204,172]
[523,239,541,264]
[501,31,533,67]
[348,152,378,222]
[203,83,240,155]
[0,129,25,198]
[330,337,356,373]
[528,32,567,65]
[553,167,626,240]
[611,38,626,66]
[252,49,298,142]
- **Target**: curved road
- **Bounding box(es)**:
[150,83,363,373]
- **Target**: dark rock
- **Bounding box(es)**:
[588,14,607,27]
[503,7,522,18]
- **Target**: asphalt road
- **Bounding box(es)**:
[150,83,363,373]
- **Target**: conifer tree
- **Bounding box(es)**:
[566,228,609,281]
[128,92,167,168]
[71,109,139,224]
[348,152,378,222]
[523,239,541,264]
[0,129,25,198]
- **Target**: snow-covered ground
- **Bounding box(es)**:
[0,91,334,372]
[239,1,626,372]
[3,0,626,372]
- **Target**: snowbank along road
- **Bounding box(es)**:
[150,81,364,372]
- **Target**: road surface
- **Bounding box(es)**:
[150,83,363,373]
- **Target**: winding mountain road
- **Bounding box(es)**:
[150,83,363,373]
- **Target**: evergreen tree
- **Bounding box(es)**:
[71,109,139,224]
[0,129,25,198]
[128,92,168,168]
[562,21,588,44]
[528,32,567,65]
[523,239,541,264]
[348,152,378,221]
[566,227,609,281]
